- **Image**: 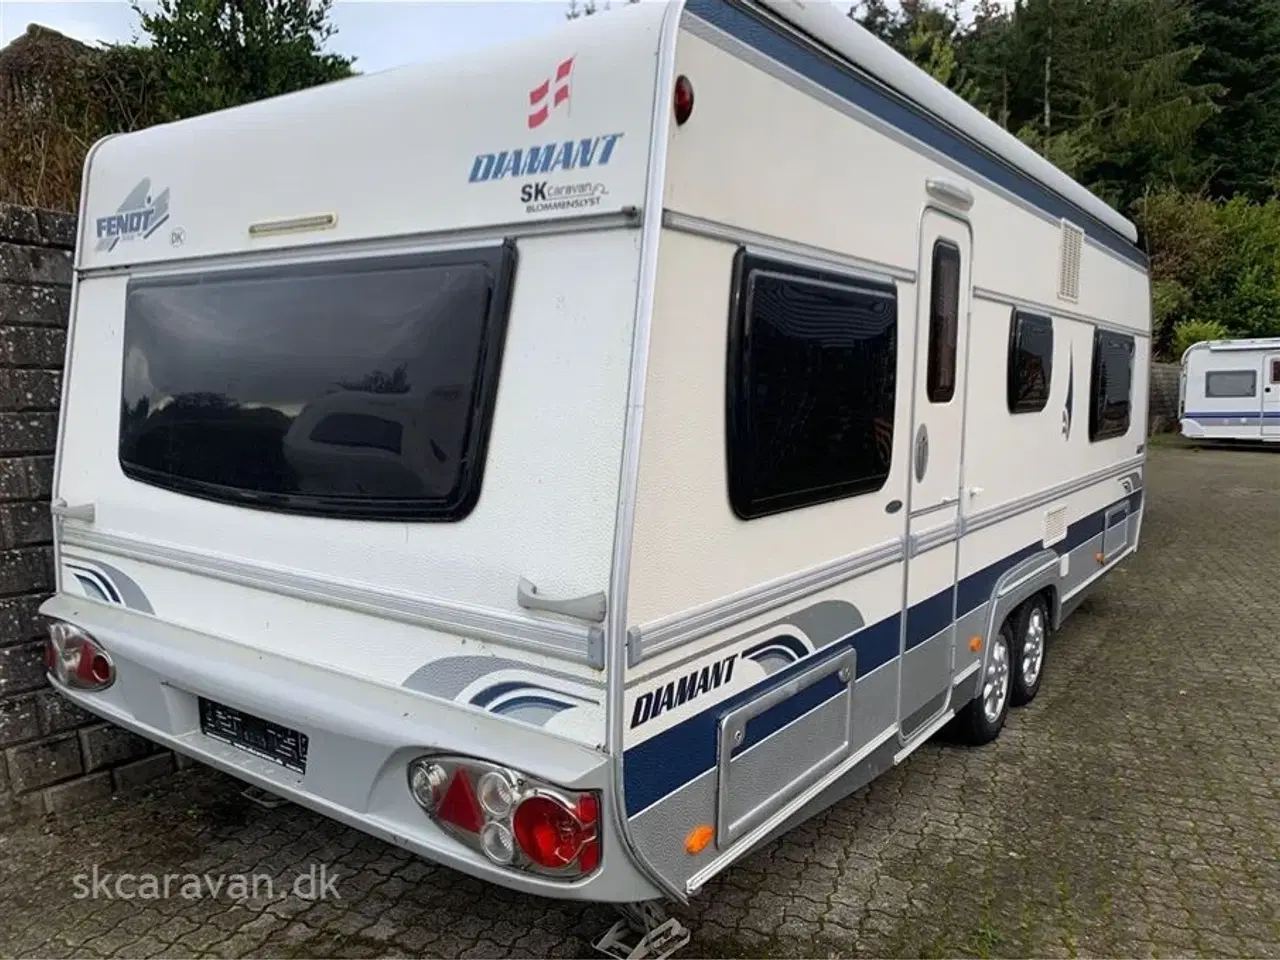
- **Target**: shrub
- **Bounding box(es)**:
[1171,319,1231,358]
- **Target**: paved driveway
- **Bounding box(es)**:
[1,443,1278,959]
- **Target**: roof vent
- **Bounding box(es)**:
[1058,220,1083,303]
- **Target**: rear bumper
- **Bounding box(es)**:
[39,593,658,903]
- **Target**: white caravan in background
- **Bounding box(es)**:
[1179,337,1280,442]
[47,1,1151,955]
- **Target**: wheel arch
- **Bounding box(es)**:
[978,550,1060,689]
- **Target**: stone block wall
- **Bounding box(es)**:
[1148,361,1181,435]
[0,204,177,825]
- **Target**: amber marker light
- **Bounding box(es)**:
[685,824,714,855]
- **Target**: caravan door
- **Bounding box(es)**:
[898,207,973,741]
[1264,353,1280,438]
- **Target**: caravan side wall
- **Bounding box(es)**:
[615,2,1151,895]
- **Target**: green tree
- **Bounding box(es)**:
[850,0,903,43]
[0,25,165,209]
[850,0,984,106]
[134,0,354,120]
[955,0,1217,211]
[903,16,984,105]
[1136,188,1280,352]
[1181,0,1280,201]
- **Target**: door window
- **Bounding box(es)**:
[926,241,961,403]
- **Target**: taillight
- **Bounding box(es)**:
[45,621,115,691]
[512,794,598,871]
[673,74,694,125]
[406,756,601,879]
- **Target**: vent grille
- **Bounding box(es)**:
[1043,504,1068,547]
[1058,221,1083,302]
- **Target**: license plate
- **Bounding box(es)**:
[198,698,309,774]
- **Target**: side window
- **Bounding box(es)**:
[726,251,898,520]
[1088,329,1135,442]
[926,240,960,403]
[1271,358,1280,383]
[1204,370,1257,398]
[1007,310,1054,413]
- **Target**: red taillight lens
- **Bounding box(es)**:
[407,756,601,879]
[513,795,593,869]
[435,768,484,834]
[673,75,694,125]
[46,622,114,691]
[77,650,111,685]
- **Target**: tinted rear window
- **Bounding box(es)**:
[119,244,516,520]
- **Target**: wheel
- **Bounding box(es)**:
[955,619,1012,745]
[1010,595,1049,707]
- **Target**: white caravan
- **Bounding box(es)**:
[47,0,1150,953]
[1179,337,1280,442]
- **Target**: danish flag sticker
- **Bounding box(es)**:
[528,56,575,129]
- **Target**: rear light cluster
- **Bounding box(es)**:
[45,622,115,691]
[407,755,600,878]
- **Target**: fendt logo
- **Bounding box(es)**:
[95,178,170,253]
[528,56,574,129]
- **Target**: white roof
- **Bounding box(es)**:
[1204,337,1280,351]
[756,0,1139,245]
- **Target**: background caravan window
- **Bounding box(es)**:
[1088,328,1135,442]
[1007,309,1054,413]
[726,251,898,520]
[118,243,517,521]
[1205,370,1258,398]
[926,240,960,403]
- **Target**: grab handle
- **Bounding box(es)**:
[517,578,607,623]
[50,500,95,523]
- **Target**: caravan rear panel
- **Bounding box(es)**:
[48,2,672,901]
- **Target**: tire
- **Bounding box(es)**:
[955,619,1012,746]
[1010,595,1049,707]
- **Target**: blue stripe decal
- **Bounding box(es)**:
[684,0,1147,271]
[624,490,1143,814]
[1184,410,1280,419]
[491,695,574,715]
[743,634,808,661]
[905,588,953,652]
[66,563,123,604]
[469,681,529,707]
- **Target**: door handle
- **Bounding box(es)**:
[967,486,985,499]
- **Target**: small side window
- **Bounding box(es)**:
[1088,329,1135,442]
[1006,310,1054,413]
[926,240,960,403]
[1271,358,1280,383]
[1204,370,1257,398]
